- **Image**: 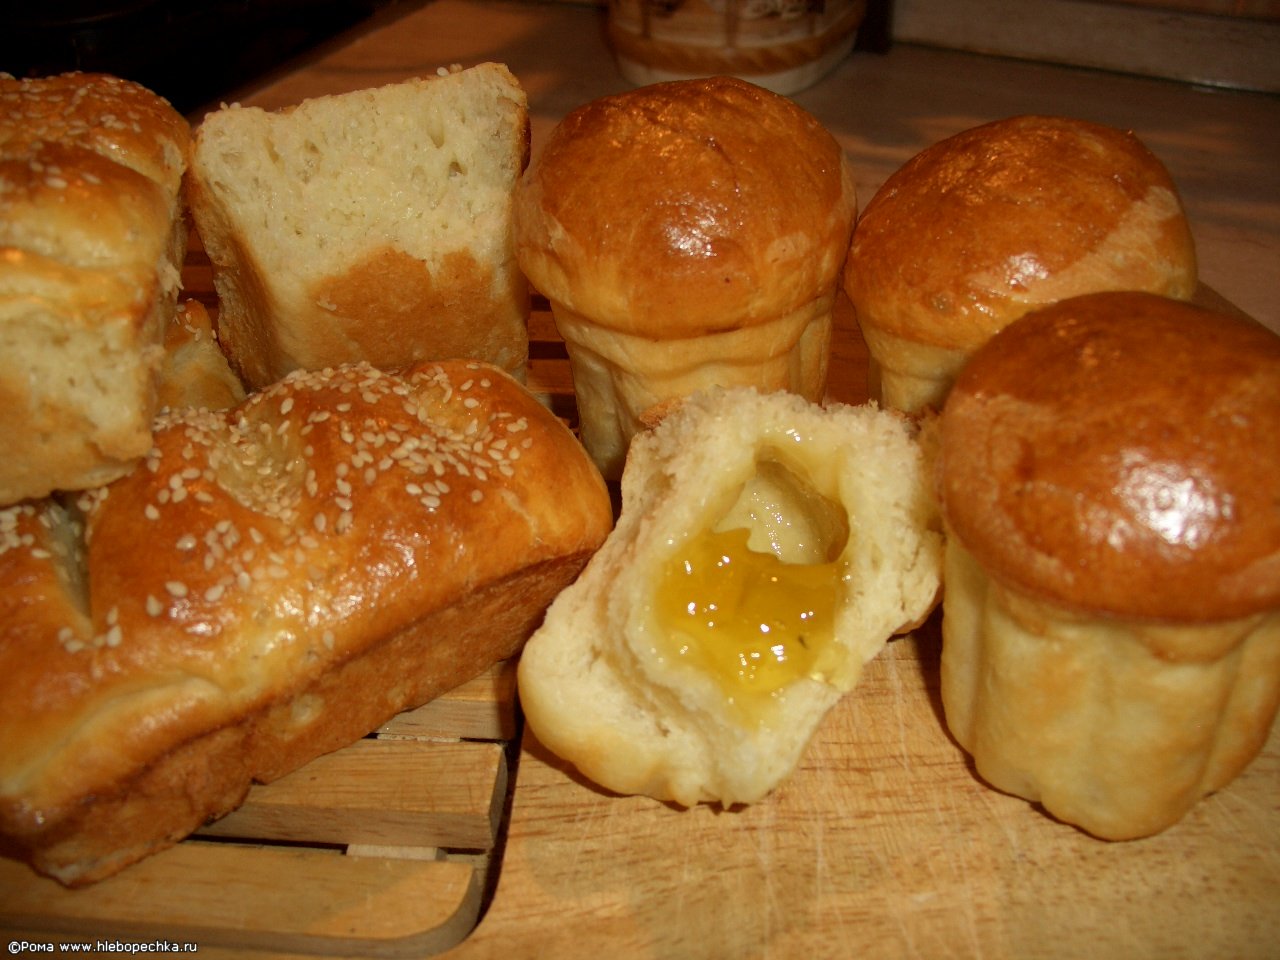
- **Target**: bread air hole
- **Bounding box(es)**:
[653,452,851,713]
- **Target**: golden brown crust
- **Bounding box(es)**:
[845,115,1197,352]
[843,115,1197,415]
[0,359,612,885]
[513,76,857,338]
[0,72,191,196]
[938,291,1280,623]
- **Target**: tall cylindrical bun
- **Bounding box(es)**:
[515,76,857,477]
[937,291,1280,840]
[844,115,1198,414]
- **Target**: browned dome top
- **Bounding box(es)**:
[939,291,1280,622]
[514,76,857,337]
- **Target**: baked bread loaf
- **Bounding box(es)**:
[844,115,1198,414]
[514,76,857,478]
[937,291,1280,840]
[158,300,246,413]
[186,63,531,391]
[518,387,942,806]
[0,72,191,504]
[0,359,611,886]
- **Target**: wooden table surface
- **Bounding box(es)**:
[14,2,1276,957]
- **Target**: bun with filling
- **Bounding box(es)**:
[518,387,942,806]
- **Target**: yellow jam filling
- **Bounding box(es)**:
[654,518,845,712]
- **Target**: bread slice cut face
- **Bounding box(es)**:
[518,387,943,806]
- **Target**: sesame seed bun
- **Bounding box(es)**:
[0,72,191,504]
[0,359,612,886]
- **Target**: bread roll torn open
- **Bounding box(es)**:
[518,387,943,807]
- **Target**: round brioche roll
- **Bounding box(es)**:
[518,387,943,807]
[0,359,612,886]
[937,291,1280,840]
[844,115,1198,414]
[514,76,857,478]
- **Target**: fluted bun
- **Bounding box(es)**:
[845,115,1198,413]
[939,291,1280,624]
[515,76,856,337]
[514,76,856,477]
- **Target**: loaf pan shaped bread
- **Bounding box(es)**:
[187,63,531,390]
[0,359,611,886]
[0,72,191,504]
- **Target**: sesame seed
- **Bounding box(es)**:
[10,359,542,661]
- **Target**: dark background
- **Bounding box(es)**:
[1,0,893,117]
[0,0,399,114]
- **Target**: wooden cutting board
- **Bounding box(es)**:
[2,265,1276,958]
[445,286,1280,960]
